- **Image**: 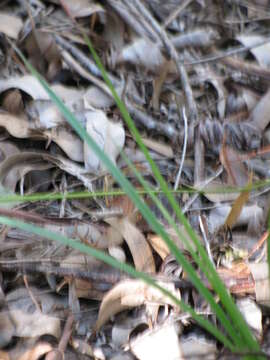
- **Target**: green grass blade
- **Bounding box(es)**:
[10,41,258,351]
[118,150,243,344]
[82,34,259,350]
[0,215,235,350]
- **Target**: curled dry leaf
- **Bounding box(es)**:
[106,217,155,273]
[195,65,226,118]
[95,279,180,331]
[0,151,52,192]
[148,226,197,260]
[84,109,125,173]
[43,127,84,162]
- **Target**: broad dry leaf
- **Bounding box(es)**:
[95,279,180,331]
[0,12,23,39]
[106,217,155,273]
[129,322,183,360]
[84,109,125,173]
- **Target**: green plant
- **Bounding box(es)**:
[2,37,263,357]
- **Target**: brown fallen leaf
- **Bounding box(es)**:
[95,279,180,331]
[106,217,155,273]
[224,173,252,229]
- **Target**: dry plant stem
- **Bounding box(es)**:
[54,35,114,82]
[0,259,194,290]
[182,166,223,214]
[221,55,270,81]
[56,35,178,140]
[125,101,177,141]
[199,215,214,265]
[46,314,74,360]
[127,0,198,121]
[194,126,205,184]
[184,37,270,66]
[162,0,192,28]
[106,0,158,41]
[60,50,114,98]
[174,107,188,190]
[23,275,42,312]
